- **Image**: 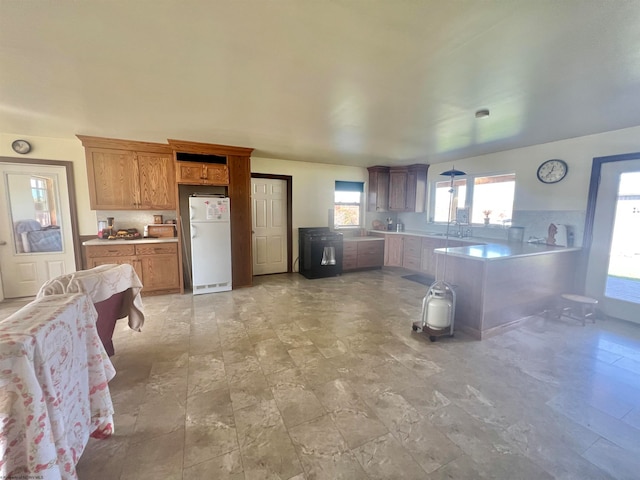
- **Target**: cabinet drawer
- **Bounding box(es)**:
[343,242,358,255]
[135,243,178,256]
[403,236,422,257]
[402,255,422,271]
[357,241,384,256]
[357,252,383,268]
[86,244,135,258]
[343,254,358,270]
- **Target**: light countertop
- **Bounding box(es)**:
[83,237,178,246]
[343,236,385,242]
[434,242,581,261]
[367,229,484,244]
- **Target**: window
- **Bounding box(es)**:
[31,176,55,226]
[430,172,515,225]
[470,173,515,225]
[433,178,466,223]
[334,181,364,228]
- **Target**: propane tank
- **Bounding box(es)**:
[422,281,454,330]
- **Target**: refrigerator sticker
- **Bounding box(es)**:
[206,200,227,219]
[206,202,216,220]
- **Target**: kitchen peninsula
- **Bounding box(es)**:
[434,242,581,339]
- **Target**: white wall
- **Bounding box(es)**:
[3,124,640,253]
[251,156,367,266]
[429,125,640,212]
[0,134,96,235]
[251,156,367,227]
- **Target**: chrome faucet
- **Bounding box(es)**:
[453,221,463,237]
[452,221,471,238]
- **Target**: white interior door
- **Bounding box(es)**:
[251,178,287,275]
[0,163,76,298]
[585,158,640,323]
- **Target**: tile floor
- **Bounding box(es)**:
[5,268,640,479]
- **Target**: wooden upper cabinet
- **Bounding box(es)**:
[78,136,176,210]
[169,139,243,186]
[175,161,229,185]
[389,164,428,212]
[136,152,176,209]
[367,166,390,212]
[388,169,408,211]
[85,147,138,210]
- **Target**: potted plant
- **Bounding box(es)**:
[482,210,492,225]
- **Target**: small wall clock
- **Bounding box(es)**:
[537,159,568,184]
[11,139,32,154]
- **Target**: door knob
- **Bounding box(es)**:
[0,240,6,245]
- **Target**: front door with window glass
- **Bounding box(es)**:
[585,158,640,323]
[0,163,76,298]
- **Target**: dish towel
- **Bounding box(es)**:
[321,246,336,265]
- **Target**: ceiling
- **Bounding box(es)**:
[2,1,640,167]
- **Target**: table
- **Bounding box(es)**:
[0,294,115,480]
[37,264,145,355]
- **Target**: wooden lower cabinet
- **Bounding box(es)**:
[420,237,443,277]
[382,234,481,275]
[343,242,358,270]
[357,240,384,268]
[384,235,404,267]
[85,242,180,294]
[402,236,422,271]
[343,239,384,271]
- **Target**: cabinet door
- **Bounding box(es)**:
[176,161,206,184]
[136,152,176,209]
[136,243,180,292]
[139,254,180,292]
[384,235,404,267]
[402,236,422,270]
[357,240,384,268]
[388,169,408,211]
[420,237,441,276]
[367,167,389,212]
[421,238,449,277]
[406,164,428,213]
[176,162,230,185]
[203,164,230,185]
[86,148,138,209]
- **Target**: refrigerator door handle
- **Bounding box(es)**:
[191,224,197,239]
[190,205,195,220]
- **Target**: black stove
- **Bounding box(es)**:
[298,227,343,279]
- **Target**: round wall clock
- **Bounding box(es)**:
[11,139,32,154]
[537,159,568,184]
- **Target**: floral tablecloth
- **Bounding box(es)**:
[37,264,145,331]
[0,293,116,480]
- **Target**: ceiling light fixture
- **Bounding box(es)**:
[475,109,490,119]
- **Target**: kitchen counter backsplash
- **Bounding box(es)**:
[387,209,585,246]
[97,210,177,235]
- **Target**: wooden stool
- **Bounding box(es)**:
[559,294,598,326]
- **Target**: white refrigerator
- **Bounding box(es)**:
[189,195,232,294]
